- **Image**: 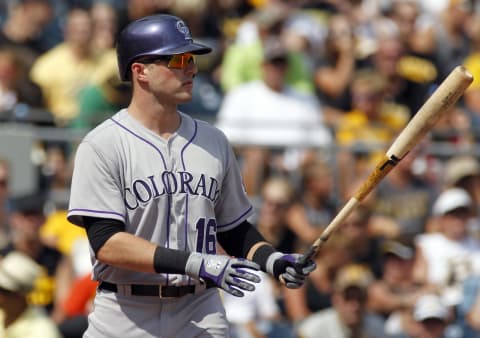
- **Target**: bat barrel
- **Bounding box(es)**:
[386,65,473,159]
[298,65,473,264]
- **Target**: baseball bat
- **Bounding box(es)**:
[298,65,473,265]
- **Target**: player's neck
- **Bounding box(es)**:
[127,101,181,137]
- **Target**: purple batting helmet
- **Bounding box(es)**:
[116,14,212,81]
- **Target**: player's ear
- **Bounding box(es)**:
[131,62,149,81]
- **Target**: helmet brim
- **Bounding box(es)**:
[149,42,212,56]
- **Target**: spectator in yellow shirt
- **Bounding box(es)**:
[30,7,100,126]
[335,69,409,199]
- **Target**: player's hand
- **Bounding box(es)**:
[269,253,316,289]
[185,253,261,297]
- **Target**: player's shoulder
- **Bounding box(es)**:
[180,111,229,141]
[81,110,126,145]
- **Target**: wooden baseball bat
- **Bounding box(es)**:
[299,65,473,265]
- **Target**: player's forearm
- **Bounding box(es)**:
[246,241,271,261]
[97,232,158,273]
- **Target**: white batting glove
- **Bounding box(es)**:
[185,253,261,297]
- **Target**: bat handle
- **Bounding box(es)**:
[298,245,319,266]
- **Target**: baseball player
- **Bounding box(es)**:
[67,14,316,338]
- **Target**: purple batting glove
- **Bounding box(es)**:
[185,253,261,297]
[267,253,316,288]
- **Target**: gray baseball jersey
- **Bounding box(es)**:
[67,109,253,286]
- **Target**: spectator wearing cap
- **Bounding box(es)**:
[440,155,480,240]
[296,264,387,338]
[0,192,72,324]
[0,251,61,338]
[391,293,451,338]
[216,36,332,197]
[443,155,480,207]
[413,188,480,307]
[368,240,431,336]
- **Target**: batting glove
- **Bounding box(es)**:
[185,253,261,297]
[267,253,316,289]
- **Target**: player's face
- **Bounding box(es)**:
[136,53,198,103]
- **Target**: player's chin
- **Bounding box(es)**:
[176,88,194,102]
[175,92,193,104]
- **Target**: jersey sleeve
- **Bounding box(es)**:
[67,141,126,227]
[214,140,253,232]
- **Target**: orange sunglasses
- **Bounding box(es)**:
[139,53,196,70]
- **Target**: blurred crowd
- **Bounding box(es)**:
[1,0,480,337]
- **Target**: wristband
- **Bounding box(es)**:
[153,246,190,274]
[252,244,277,273]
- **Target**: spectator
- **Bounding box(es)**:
[285,159,337,252]
[0,0,53,60]
[0,48,44,112]
[0,158,11,250]
[370,147,437,240]
[253,175,297,253]
[313,13,356,119]
[283,206,382,325]
[463,13,480,137]
[0,251,62,338]
[431,0,473,81]
[296,263,387,338]
[335,68,409,200]
[360,18,432,116]
[122,0,169,23]
[391,293,452,338]
[56,238,94,338]
[456,274,480,338]
[0,192,73,323]
[216,37,332,197]
[368,240,432,336]
[219,3,314,95]
[89,1,119,56]
[441,155,480,239]
[30,7,99,126]
[0,0,54,113]
[222,272,293,338]
[428,103,474,151]
[413,188,480,307]
[69,50,132,130]
[38,145,72,201]
[336,205,384,277]
[385,0,437,61]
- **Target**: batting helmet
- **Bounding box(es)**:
[116,14,212,81]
